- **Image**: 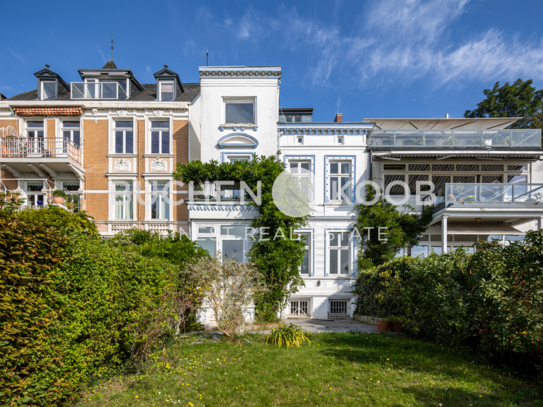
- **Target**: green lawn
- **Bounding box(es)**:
[77,332,543,407]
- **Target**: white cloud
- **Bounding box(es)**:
[271,0,543,89]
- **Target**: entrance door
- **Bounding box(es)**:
[290,300,309,317]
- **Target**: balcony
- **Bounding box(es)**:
[0,137,83,177]
[368,129,541,149]
[429,183,543,223]
[71,82,128,100]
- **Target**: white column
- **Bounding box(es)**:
[538,217,543,230]
[442,216,448,253]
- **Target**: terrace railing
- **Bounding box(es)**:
[368,129,541,148]
[430,183,543,212]
[71,82,128,100]
[0,137,82,165]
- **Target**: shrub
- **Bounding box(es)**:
[52,189,66,198]
[109,228,208,267]
[0,210,188,406]
[355,232,543,376]
[355,256,418,319]
[186,255,268,339]
[266,323,310,348]
[16,205,97,236]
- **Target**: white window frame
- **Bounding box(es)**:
[195,223,249,263]
[328,232,350,275]
[41,80,56,100]
[158,80,175,101]
[299,232,312,275]
[223,98,256,125]
[289,299,310,317]
[328,160,352,202]
[113,120,134,154]
[289,160,313,201]
[113,181,133,220]
[24,181,46,206]
[149,180,170,220]
[61,120,81,146]
[149,120,171,154]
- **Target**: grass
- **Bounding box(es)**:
[77,332,543,407]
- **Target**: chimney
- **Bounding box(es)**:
[334,113,343,122]
[445,113,449,119]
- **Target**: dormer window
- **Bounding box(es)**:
[41,81,56,100]
[153,64,183,103]
[159,81,174,101]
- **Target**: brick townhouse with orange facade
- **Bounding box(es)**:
[0,59,200,235]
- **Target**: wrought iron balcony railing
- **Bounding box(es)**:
[0,137,82,165]
[368,129,541,148]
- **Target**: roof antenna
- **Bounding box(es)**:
[110,35,114,60]
[206,47,211,66]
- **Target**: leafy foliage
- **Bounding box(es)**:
[108,228,208,267]
[0,208,198,406]
[266,323,311,348]
[173,154,309,320]
[465,79,543,129]
[186,255,268,339]
[355,256,418,318]
[16,204,98,236]
[355,232,543,376]
[354,190,432,269]
[52,189,66,198]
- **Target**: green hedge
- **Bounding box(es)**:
[355,256,419,319]
[355,232,543,370]
[0,208,202,406]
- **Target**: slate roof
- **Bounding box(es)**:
[7,83,201,102]
[129,83,200,102]
[102,59,118,69]
[0,92,7,100]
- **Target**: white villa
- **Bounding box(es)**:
[2,63,542,323]
[187,66,543,323]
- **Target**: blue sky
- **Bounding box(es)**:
[2,0,543,122]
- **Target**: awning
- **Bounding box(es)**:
[363,117,521,130]
[13,107,82,116]
[447,223,524,235]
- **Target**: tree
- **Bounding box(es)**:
[464,79,543,129]
[354,188,433,270]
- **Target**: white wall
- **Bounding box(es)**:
[198,72,280,163]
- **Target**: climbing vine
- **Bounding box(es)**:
[173,153,309,320]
